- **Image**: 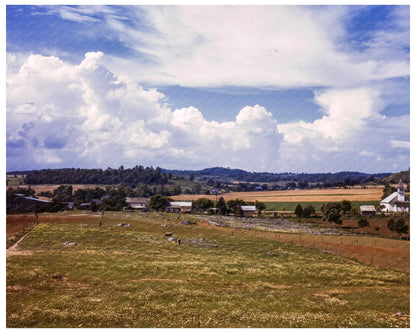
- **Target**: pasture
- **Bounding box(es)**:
[6,211,409,328]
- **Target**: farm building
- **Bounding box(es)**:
[7,194,52,213]
[126,197,148,210]
[165,201,193,213]
[380,179,409,213]
[79,199,102,209]
[241,205,257,217]
[359,205,376,216]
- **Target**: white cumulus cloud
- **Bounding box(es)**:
[6,52,284,171]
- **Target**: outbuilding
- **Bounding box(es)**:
[241,205,257,217]
[126,197,148,210]
[359,205,376,216]
[165,201,193,213]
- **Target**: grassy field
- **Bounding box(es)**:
[6,212,409,328]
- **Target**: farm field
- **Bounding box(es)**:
[170,187,384,203]
[6,184,107,195]
[6,212,409,328]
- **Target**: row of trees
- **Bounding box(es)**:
[294,200,352,226]
[24,166,169,187]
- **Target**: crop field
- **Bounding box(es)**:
[7,184,107,195]
[170,187,384,203]
[6,212,409,328]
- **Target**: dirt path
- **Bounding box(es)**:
[6,233,33,258]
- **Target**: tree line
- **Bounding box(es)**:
[15,165,395,190]
[24,165,169,187]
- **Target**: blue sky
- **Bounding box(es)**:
[5,3,411,173]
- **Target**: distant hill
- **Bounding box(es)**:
[377,170,410,185]
[7,165,396,188]
[162,167,391,185]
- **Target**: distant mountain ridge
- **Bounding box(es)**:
[162,167,392,184]
[7,166,399,186]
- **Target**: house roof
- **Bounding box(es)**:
[241,205,256,211]
[126,197,148,204]
[380,192,399,204]
[169,201,192,207]
[359,205,375,212]
[15,195,51,203]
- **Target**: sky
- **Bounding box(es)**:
[5,2,412,173]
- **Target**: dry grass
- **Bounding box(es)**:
[7,184,107,195]
[171,187,384,202]
[6,212,409,328]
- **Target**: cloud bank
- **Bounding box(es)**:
[6,5,410,173]
[7,51,409,172]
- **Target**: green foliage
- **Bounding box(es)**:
[215,196,228,215]
[189,172,195,182]
[254,200,266,213]
[193,198,214,211]
[227,199,246,217]
[387,218,409,238]
[24,165,168,187]
[322,202,342,227]
[339,200,352,214]
[294,204,303,218]
[357,216,370,230]
[148,194,171,212]
[382,184,395,200]
[302,205,316,218]
[73,187,106,204]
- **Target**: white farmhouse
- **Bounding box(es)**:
[380,179,409,213]
[165,201,193,213]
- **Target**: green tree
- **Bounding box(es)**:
[302,205,316,218]
[192,183,202,194]
[339,200,352,214]
[294,204,303,218]
[382,183,395,200]
[388,218,409,239]
[193,198,214,212]
[322,202,342,227]
[387,218,396,235]
[395,218,409,239]
[227,199,246,217]
[149,194,171,212]
[255,200,266,214]
[215,196,228,215]
[357,216,370,232]
[52,184,73,202]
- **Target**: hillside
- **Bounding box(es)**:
[378,170,410,185]
[163,167,391,185]
[7,165,399,190]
